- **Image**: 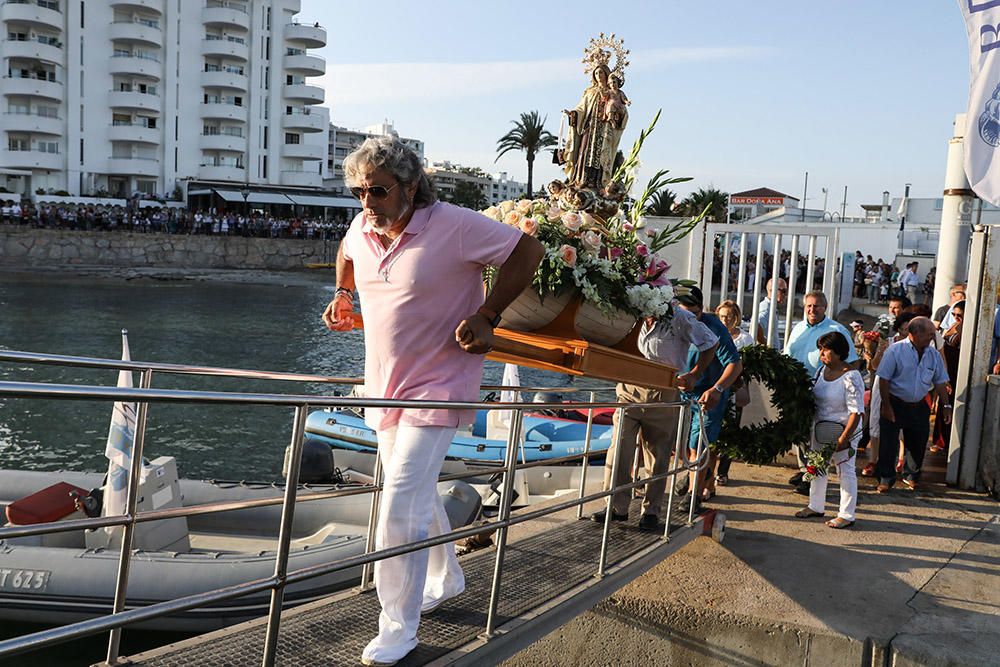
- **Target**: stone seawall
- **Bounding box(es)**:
[0,228,334,270]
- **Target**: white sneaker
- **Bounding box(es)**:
[421,584,464,614]
[361,657,398,667]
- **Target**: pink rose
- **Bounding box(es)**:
[547,205,562,221]
[580,230,602,252]
[635,243,649,257]
[504,211,523,227]
[520,217,539,236]
[559,244,577,267]
[561,212,582,232]
[609,246,623,260]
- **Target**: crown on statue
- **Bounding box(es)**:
[582,33,630,79]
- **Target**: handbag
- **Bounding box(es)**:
[734,384,751,408]
[815,420,853,466]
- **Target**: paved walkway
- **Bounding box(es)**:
[506,463,1000,666]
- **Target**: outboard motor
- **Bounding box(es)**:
[531,391,565,417]
[284,438,336,483]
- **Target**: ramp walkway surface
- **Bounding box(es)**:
[116,498,707,667]
[504,462,1000,667]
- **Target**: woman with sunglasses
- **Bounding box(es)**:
[931,300,964,453]
[321,136,544,667]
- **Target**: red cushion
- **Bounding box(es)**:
[5,481,89,525]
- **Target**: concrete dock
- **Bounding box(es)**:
[505,462,1000,666]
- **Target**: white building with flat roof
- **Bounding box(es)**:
[487,171,526,204]
[0,0,327,201]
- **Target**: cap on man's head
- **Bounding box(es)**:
[850,319,864,329]
[674,285,704,307]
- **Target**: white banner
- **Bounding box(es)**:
[959,0,1000,204]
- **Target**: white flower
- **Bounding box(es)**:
[483,206,501,221]
[580,230,602,253]
[516,199,533,214]
[499,200,515,214]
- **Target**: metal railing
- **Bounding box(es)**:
[0,350,707,666]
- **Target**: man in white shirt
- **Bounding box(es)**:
[755,278,787,348]
[900,262,922,304]
[592,305,719,531]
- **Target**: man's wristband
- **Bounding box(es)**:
[713,384,725,394]
[477,306,502,328]
[943,404,952,409]
[334,287,353,299]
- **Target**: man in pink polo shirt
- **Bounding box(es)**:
[321,136,543,666]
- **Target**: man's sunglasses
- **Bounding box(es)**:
[350,183,398,200]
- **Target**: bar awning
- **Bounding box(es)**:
[248,192,295,205]
[212,189,244,202]
[286,194,358,208]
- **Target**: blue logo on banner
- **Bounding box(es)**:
[979,82,1000,146]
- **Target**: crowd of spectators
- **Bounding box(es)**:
[0,199,349,241]
[712,240,826,294]
[852,252,934,304]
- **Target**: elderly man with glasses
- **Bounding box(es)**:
[755,277,787,348]
[322,136,544,666]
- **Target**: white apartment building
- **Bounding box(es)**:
[325,121,424,195]
[0,0,327,201]
[487,171,526,205]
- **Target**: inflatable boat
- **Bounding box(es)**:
[305,408,613,465]
[0,456,481,632]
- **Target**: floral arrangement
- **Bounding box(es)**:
[802,443,855,482]
[481,112,704,319]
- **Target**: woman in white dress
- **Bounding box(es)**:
[794,331,864,529]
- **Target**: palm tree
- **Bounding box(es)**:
[646,188,678,216]
[495,111,557,198]
[678,187,729,222]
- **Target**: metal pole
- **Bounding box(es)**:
[801,171,808,222]
[701,228,716,299]
[766,234,782,347]
[841,186,848,221]
[736,233,748,313]
[576,391,597,520]
[104,368,152,667]
[687,403,706,527]
[482,410,524,638]
[783,235,799,349]
[359,448,384,591]
[662,402,688,541]
[804,236,817,293]
[749,233,764,339]
[596,407,627,578]
[261,405,309,667]
[720,232,731,302]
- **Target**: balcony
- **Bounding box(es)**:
[201,6,250,31]
[0,149,62,170]
[109,0,163,13]
[199,102,248,122]
[199,133,245,152]
[108,89,161,112]
[201,37,248,61]
[3,111,62,135]
[109,21,163,47]
[283,0,301,13]
[106,156,160,176]
[198,164,245,181]
[284,83,324,104]
[284,23,326,49]
[284,52,325,77]
[2,76,62,101]
[108,123,160,144]
[109,53,161,79]
[282,110,325,133]
[281,142,323,161]
[0,1,63,31]
[281,170,322,189]
[200,70,248,91]
[4,38,63,64]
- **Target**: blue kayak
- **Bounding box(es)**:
[304,409,612,464]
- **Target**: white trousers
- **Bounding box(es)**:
[808,453,858,521]
[361,425,465,664]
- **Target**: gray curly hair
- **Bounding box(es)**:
[343,136,436,208]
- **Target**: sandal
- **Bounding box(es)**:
[715,475,729,486]
[795,508,824,519]
[701,488,716,501]
[826,517,855,529]
[860,463,875,477]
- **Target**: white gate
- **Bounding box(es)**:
[700,223,841,348]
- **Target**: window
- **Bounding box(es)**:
[8,137,28,151]
[285,133,300,144]
[37,141,60,154]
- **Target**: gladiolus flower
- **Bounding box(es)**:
[558,244,577,267]
[609,247,623,260]
[622,221,634,232]
[635,243,649,257]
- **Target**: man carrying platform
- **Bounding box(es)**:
[591,298,720,531]
[322,136,544,667]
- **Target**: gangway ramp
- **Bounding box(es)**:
[116,501,719,666]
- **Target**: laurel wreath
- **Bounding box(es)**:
[714,344,816,465]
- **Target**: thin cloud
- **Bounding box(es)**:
[320,46,772,106]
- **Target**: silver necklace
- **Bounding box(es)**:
[378,235,404,282]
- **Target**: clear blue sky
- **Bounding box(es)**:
[305,1,970,213]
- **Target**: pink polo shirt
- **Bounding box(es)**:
[343,201,522,430]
